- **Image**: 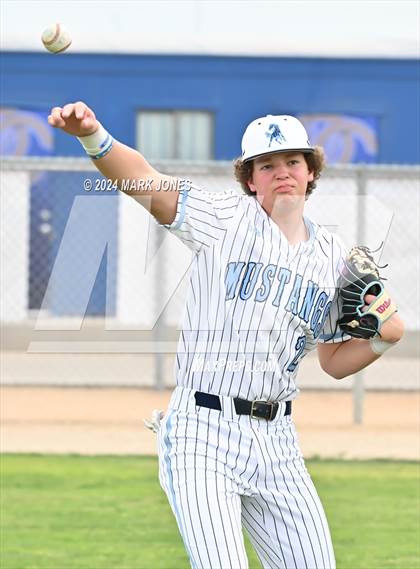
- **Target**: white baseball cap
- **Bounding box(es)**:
[241,115,314,162]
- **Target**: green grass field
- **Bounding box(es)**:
[1,455,418,569]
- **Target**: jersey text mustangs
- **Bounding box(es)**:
[225,261,332,339]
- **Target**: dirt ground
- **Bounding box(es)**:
[1,387,418,460]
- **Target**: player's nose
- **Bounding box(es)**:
[273,165,290,179]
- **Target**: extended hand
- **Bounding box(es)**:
[48,101,99,137]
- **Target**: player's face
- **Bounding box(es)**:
[247,152,314,215]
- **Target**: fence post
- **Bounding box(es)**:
[153,224,165,391]
[353,169,367,424]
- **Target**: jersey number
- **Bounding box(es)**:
[287,335,307,372]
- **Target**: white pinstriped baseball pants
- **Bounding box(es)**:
[158,387,336,569]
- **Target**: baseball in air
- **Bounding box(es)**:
[41,23,72,53]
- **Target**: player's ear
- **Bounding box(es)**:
[247,174,257,194]
[304,153,315,182]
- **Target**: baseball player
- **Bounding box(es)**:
[49,103,404,569]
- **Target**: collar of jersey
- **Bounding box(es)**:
[249,196,316,249]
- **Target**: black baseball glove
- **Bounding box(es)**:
[337,246,397,339]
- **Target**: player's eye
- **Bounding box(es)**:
[288,159,300,166]
[260,164,272,170]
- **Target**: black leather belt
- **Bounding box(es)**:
[194,391,291,421]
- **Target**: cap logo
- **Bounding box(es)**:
[266,123,286,147]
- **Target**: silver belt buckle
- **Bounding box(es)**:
[251,400,274,420]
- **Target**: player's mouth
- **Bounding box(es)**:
[273,184,294,193]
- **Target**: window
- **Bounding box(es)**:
[136,111,213,160]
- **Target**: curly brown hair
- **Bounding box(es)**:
[233,147,325,199]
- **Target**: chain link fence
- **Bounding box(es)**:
[1,157,419,397]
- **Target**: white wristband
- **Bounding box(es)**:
[77,124,113,160]
[369,337,395,355]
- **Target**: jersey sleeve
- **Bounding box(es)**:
[318,233,352,344]
[163,181,241,252]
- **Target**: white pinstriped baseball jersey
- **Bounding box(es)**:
[165,184,349,402]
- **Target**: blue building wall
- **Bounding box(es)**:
[2,52,419,163]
